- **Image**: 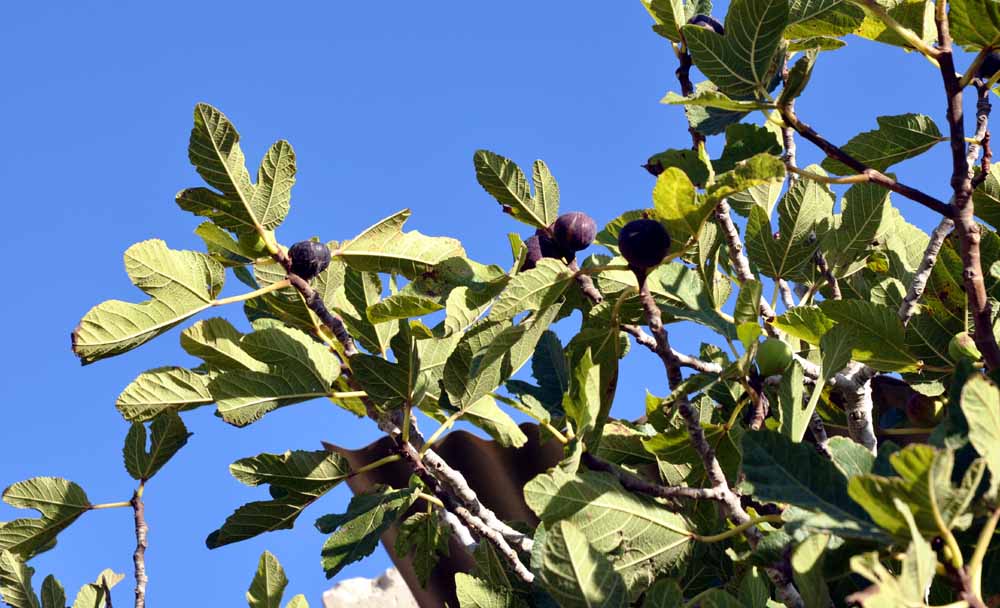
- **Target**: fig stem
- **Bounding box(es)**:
[211,279,291,307]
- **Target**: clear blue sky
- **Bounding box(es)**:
[0,1,977,605]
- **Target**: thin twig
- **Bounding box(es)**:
[714,199,778,324]
[580,452,725,503]
[675,48,705,149]
[398,441,534,583]
[935,8,1000,371]
[899,217,954,324]
[813,250,842,300]
[833,363,878,453]
[636,281,803,607]
[131,489,148,608]
[777,280,797,310]
[278,254,531,563]
[286,274,358,357]
[808,412,833,459]
[420,449,532,552]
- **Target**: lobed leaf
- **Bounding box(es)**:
[336,210,465,279]
[246,551,288,608]
[115,366,214,422]
[73,240,225,364]
[122,411,191,481]
[536,521,627,608]
[820,114,943,175]
[524,468,692,597]
[315,486,417,579]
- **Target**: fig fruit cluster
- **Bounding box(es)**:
[521,211,597,270]
[756,337,793,377]
[288,240,332,280]
[618,218,671,274]
[687,14,724,35]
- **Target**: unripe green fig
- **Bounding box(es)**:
[756,338,793,377]
[552,212,597,253]
[978,50,1000,81]
[948,331,981,361]
[904,393,945,427]
[687,14,725,35]
[618,219,671,273]
[288,240,331,280]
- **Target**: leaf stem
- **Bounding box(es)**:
[91,500,132,510]
[401,403,411,444]
[969,505,1000,595]
[692,514,784,543]
[211,279,291,307]
[415,491,445,510]
[419,409,467,457]
[348,454,402,478]
[785,165,869,184]
[541,421,569,444]
[330,390,367,399]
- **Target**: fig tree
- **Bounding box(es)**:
[904,393,945,427]
[978,50,1000,81]
[288,240,331,280]
[948,331,981,361]
[687,14,724,35]
[756,338,792,377]
[552,211,597,253]
[618,218,671,273]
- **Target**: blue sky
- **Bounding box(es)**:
[0,1,979,605]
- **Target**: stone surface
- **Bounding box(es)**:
[323,568,419,608]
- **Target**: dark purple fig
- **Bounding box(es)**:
[288,240,331,280]
[521,234,544,271]
[552,212,598,253]
[537,228,570,259]
[521,230,570,270]
[978,50,1000,80]
[618,219,671,272]
[687,14,724,35]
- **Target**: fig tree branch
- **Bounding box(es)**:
[777,106,953,217]
[397,441,534,583]
[935,7,1000,371]
[901,86,989,324]
[579,452,724,503]
[131,487,148,608]
[275,251,536,566]
[900,217,954,324]
[636,281,804,607]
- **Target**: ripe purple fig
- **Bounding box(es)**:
[288,240,331,280]
[521,234,544,271]
[978,51,1000,80]
[687,14,724,35]
[618,219,671,273]
[552,212,598,253]
[520,230,570,270]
